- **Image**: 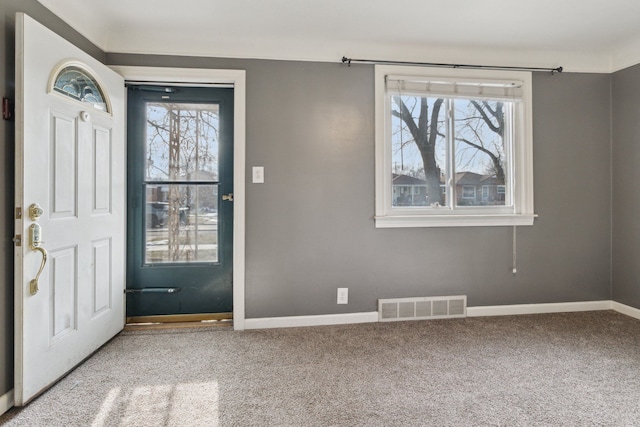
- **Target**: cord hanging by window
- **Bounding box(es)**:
[512,225,517,274]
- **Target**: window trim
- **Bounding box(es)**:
[374,65,535,228]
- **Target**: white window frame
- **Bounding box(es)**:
[374,65,535,228]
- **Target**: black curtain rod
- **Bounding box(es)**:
[341,56,563,74]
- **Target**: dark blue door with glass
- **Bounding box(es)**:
[126,85,233,318]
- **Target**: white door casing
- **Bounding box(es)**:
[110,65,247,330]
[14,13,125,405]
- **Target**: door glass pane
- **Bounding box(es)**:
[53,65,109,112]
[145,102,219,182]
[143,100,221,264]
[145,184,219,263]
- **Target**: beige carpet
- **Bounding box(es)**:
[1,310,640,426]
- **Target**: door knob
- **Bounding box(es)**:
[28,203,43,221]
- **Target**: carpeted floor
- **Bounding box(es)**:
[1,310,640,426]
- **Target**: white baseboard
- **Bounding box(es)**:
[242,300,640,330]
[466,300,612,317]
[244,311,378,330]
[611,301,640,320]
[0,389,14,416]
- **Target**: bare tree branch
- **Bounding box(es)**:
[470,100,503,135]
[455,136,504,181]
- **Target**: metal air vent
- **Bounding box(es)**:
[378,296,467,322]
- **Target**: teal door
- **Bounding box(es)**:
[126,85,234,317]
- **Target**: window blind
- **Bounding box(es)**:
[386,74,524,101]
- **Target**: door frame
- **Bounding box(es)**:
[111,66,246,330]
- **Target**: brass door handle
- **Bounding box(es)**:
[30,246,47,295]
[27,206,47,295]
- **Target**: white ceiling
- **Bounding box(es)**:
[38,0,640,73]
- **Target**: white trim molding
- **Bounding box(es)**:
[244,312,379,330]
[241,300,640,330]
[109,66,247,330]
[0,389,14,416]
[466,300,612,317]
[611,301,640,321]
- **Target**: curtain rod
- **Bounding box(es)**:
[341,56,563,74]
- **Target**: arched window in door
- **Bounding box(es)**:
[51,63,110,113]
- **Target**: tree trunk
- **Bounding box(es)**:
[393,97,444,205]
[168,107,181,261]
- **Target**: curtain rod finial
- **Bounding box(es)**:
[341,56,352,66]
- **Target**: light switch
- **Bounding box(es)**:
[252,166,264,183]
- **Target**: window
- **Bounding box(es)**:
[375,65,534,227]
[51,64,109,113]
[482,185,490,200]
[462,186,476,199]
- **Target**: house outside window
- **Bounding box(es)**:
[375,65,534,227]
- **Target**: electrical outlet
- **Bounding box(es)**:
[252,166,264,183]
[337,288,348,304]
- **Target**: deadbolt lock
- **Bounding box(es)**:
[28,203,43,221]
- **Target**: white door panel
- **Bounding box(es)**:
[14,13,125,405]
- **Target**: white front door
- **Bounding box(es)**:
[14,13,125,405]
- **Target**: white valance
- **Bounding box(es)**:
[386,74,523,101]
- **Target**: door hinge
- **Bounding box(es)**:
[222,193,234,202]
[15,207,22,219]
[2,98,14,121]
[13,235,22,247]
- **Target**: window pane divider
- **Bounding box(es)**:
[144,181,220,185]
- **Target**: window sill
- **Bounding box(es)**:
[374,214,536,228]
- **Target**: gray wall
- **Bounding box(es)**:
[0,2,620,406]
[612,63,640,307]
[107,53,613,318]
[0,0,104,399]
